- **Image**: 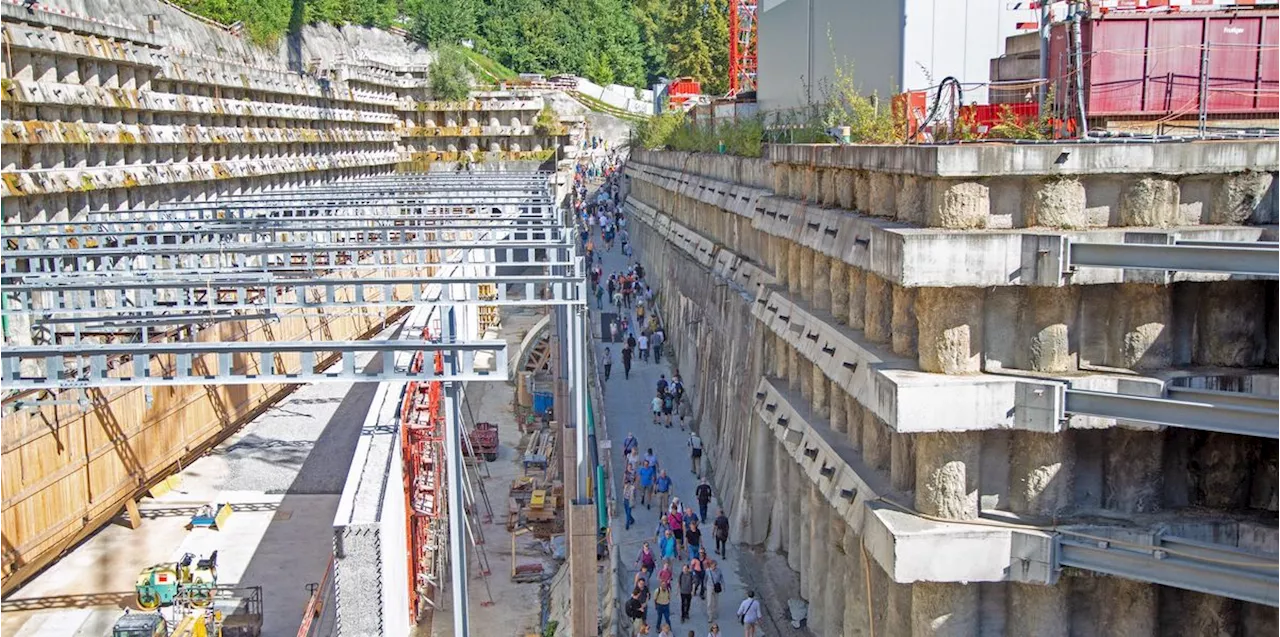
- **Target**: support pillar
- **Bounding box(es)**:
[1007,583,1069,637]
[811,362,829,419]
[1025,286,1078,373]
[1009,431,1073,516]
[830,261,849,324]
[891,285,918,357]
[829,380,847,433]
[1098,578,1157,637]
[911,582,980,637]
[568,502,598,636]
[848,267,866,330]
[864,274,892,344]
[813,252,832,310]
[788,241,802,297]
[807,490,830,632]
[842,528,870,636]
[799,246,815,304]
[861,410,890,472]
[916,287,984,374]
[914,433,980,520]
[787,461,804,572]
[739,414,775,545]
[766,437,788,553]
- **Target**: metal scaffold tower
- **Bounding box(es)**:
[1,171,594,637]
[729,0,759,95]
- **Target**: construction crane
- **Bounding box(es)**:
[728,0,758,95]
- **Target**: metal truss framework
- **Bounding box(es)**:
[1,339,508,389]
[1,173,586,388]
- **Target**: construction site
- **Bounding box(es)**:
[1,0,1278,636]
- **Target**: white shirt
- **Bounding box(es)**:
[638,334,649,350]
[737,597,762,623]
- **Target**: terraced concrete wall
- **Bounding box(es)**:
[0,0,577,593]
[625,147,1278,636]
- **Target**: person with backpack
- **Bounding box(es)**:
[651,328,665,364]
[713,509,730,558]
[626,589,647,634]
[653,581,673,631]
[662,391,676,428]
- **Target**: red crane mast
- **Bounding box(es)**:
[729,0,759,95]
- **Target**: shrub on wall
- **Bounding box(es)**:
[429,47,473,101]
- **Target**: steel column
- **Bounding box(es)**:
[1063,388,1278,439]
[1068,241,1279,277]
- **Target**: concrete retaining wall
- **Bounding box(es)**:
[625,147,1279,636]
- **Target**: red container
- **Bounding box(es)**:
[1049,10,1278,118]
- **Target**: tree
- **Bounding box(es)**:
[664,0,715,89]
[429,47,473,100]
[409,0,477,47]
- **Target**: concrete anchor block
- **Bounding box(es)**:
[1028,177,1089,229]
[869,172,896,218]
[896,174,927,225]
[1210,170,1275,225]
[930,179,990,229]
[1117,176,1181,227]
[916,287,984,374]
[914,432,980,520]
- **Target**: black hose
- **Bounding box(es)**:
[912,76,964,142]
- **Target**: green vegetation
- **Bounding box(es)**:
[174,0,730,94]
[462,47,518,82]
[632,112,764,157]
[570,91,647,123]
[428,47,473,100]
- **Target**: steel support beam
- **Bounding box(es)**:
[1057,533,1278,607]
[441,310,471,637]
[1,339,508,389]
[1068,240,1279,277]
[4,274,585,318]
[1064,388,1279,439]
[3,241,573,275]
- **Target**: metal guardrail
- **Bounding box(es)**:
[1057,533,1278,607]
[1063,388,1278,439]
[1068,240,1279,277]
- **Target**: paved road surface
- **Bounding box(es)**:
[588,185,761,637]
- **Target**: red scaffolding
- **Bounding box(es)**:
[401,329,446,623]
[729,0,759,95]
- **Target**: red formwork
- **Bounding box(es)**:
[1049,10,1278,118]
[401,329,446,623]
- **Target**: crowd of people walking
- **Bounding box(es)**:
[571,160,768,637]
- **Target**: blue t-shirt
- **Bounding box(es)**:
[655,475,671,493]
[639,466,656,487]
[660,536,677,559]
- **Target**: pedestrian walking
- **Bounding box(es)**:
[678,565,695,622]
[602,348,613,381]
[688,431,703,476]
[635,541,657,577]
[610,319,620,343]
[638,332,649,362]
[622,346,633,379]
[660,529,678,561]
[623,479,636,530]
[666,504,685,556]
[695,479,712,524]
[705,561,724,621]
[655,470,673,513]
[651,392,664,425]
[626,589,646,634]
[653,582,673,633]
[686,522,703,569]
[736,591,762,637]
[663,391,676,428]
[638,461,656,508]
[623,432,638,456]
[596,284,605,309]
[713,509,729,558]
[652,328,665,364]
[706,622,721,636]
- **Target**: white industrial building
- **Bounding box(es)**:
[757,0,1028,112]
